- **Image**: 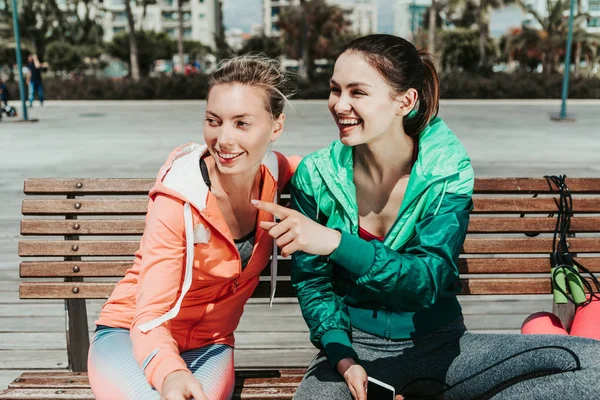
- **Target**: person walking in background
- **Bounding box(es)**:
[26,54,47,108]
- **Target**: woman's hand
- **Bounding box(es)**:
[252,200,341,257]
[161,370,208,400]
[337,358,368,400]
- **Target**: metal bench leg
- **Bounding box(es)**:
[65,282,90,372]
[64,195,89,372]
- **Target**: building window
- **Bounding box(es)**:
[111,0,125,6]
[271,22,279,32]
[166,28,176,37]
[162,11,177,20]
[589,0,600,11]
[199,12,205,18]
[589,17,600,27]
[271,6,280,16]
[113,11,127,22]
[113,26,126,34]
[184,27,192,37]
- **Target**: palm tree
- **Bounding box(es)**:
[139,0,157,31]
[124,0,141,80]
[177,0,185,74]
[514,0,592,73]
[574,0,582,76]
[428,0,438,55]
[443,0,509,68]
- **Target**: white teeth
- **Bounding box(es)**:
[339,118,362,125]
[217,151,243,160]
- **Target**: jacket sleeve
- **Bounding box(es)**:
[130,193,189,392]
[290,161,358,368]
[329,190,472,312]
[275,152,302,192]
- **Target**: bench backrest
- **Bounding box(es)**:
[20,178,600,299]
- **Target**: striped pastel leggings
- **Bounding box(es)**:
[88,327,235,400]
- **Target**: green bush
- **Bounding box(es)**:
[440,71,600,99]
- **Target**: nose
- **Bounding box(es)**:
[334,93,352,115]
[217,124,236,147]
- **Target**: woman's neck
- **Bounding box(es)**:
[354,128,415,183]
[211,161,262,201]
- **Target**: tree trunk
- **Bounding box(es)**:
[574,42,582,77]
[177,0,185,74]
[124,0,140,81]
[574,0,582,77]
[477,4,490,69]
[427,0,436,55]
[299,0,310,82]
[478,24,486,68]
[141,1,148,31]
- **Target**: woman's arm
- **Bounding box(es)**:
[129,194,189,392]
[289,184,358,368]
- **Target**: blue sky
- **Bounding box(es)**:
[222,0,525,37]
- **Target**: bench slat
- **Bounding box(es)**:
[8,374,304,389]
[23,178,600,195]
[22,199,148,216]
[461,238,600,254]
[0,388,94,399]
[19,278,574,299]
[20,280,297,299]
[470,198,600,214]
[458,257,600,274]
[20,217,600,236]
[21,220,146,236]
[473,178,600,194]
[467,217,600,233]
[24,179,154,195]
[19,260,293,277]
[21,197,600,216]
[18,258,600,277]
[0,387,297,400]
[19,238,600,257]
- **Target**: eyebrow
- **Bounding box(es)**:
[329,79,371,88]
[206,111,253,119]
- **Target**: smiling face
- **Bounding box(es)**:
[204,83,284,175]
[328,51,407,147]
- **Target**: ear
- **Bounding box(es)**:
[395,88,418,117]
[270,113,285,142]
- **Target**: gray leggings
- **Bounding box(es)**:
[293,318,600,400]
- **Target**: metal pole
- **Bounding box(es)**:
[10,0,28,121]
[559,0,576,120]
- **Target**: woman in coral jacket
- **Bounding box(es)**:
[88,56,299,400]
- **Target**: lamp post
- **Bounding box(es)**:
[10,0,28,121]
[551,0,576,121]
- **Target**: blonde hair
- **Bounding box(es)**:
[207,54,292,119]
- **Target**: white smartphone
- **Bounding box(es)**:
[367,376,395,400]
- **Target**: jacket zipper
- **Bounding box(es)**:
[183,309,207,350]
[182,282,230,349]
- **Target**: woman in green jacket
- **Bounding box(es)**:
[254,34,600,400]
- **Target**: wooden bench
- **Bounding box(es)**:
[1,177,600,399]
